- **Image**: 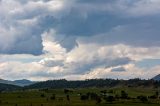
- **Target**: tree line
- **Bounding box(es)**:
[24,78,160,89]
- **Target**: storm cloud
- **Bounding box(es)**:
[1,0,160,55]
[0,0,160,80]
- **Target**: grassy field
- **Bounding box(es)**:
[0,87,160,106]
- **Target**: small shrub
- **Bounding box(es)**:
[80,95,89,101]
[104,96,115,103]
[66,95,70,101]
[96,97,101,104]
[121,90,128,99]
[137,95,148,103]
[50,94,56,100]
[40,94,45,98]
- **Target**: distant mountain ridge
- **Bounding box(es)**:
[0,79,35,86]
[152,74,160,81]
[13,79,35,86]
[25,78,160,89]
[0,83,21,91]
[0,79,15,85]
[0,74,160,90]
[0,78,160,92]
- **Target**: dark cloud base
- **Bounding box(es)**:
[1,0,160,55]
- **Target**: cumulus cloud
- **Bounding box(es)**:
[1,40,160,80]
[0,0,160,80]
[0,0,71,55]
[1,0,160,54]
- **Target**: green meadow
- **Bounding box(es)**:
[0,87,160,106]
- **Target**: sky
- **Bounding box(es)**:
[0,0,160,81]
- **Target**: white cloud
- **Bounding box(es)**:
[1,0,160,55]
[0,0,160,80]
[0,0,71,55]
[1,39,160,80]
[42,29,66,58]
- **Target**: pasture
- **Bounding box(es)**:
[0,87,160,106]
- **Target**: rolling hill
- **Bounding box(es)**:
[0,79,35,86]
[13,79,35,86]
[25,78,160,89]
[0,83,22,91]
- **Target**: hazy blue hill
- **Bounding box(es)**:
[0,83,22,91]
[152,74,160,81]
[13,79,35,86]
[0,79,15,85]
[0,79,35,86]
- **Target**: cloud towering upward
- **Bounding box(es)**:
[0,0,160,81]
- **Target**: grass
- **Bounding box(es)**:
[0,87,160,106]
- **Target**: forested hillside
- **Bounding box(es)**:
[25,79,160,89]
